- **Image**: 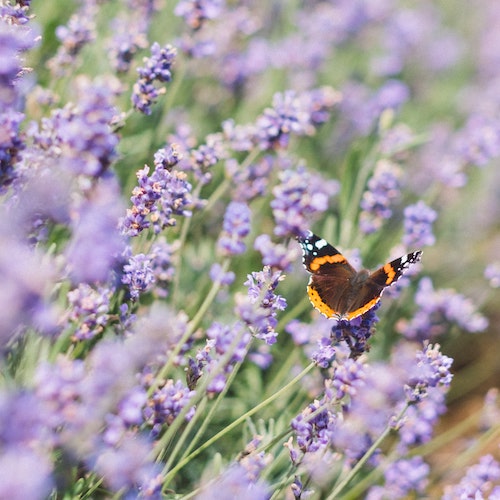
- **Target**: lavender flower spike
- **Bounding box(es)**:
[217,201,251,256]
[403,201,437,248]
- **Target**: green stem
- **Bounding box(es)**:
[163,362,316,485]
[326,402,411,500]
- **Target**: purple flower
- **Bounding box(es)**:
[271,164,339,237]
[0,232,59,345]
[442,455,500,500]
[236,267,286,345]
[92,434,162,495]
[254,234,300,271]
[403,343,453,404]
[132,43,176,114]
[403,201,437,248]
[217,201,251,256]
[175,0,224,30]
[46,77,119,177]
[0,13,36,109]
[149,238,177,298]
[367,457,429,499]
[456,114,500,167]
[0,110,24,193]
[121,161,192,236]
[122,253,155,301]
[397,277,488,340]
[191,321,250,392]
[290,389,338,455]
[485,261,500,288]
[226,155,273,202]
[209,263,235,286]
[255,89,340,150]
[330,306,380,358]
[360,159,401,234]
[0,447,53,500]
[66,175,126,284]
[196,463,270,500]
[48,3,96,75]
[66,284,112,341]
[144,379,195,436]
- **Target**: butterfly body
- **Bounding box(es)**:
[298,232,422,320]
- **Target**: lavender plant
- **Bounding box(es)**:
[1,0,500,498]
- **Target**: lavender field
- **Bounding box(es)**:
[1,0,500,498]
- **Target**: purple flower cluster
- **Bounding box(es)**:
[48,3,96,75]
[397,277,488,340]
[175,0,224,31]
[217,201,251,256]
[235,267,286,345]
[190,321,250,393]
[66,284,112,341]
[403,201,437,248]
[256,88,341,150]
[254,233,300,272]
[121,148,192,236]
[144,379,195,437]
[485,261,500,288]
[367,456,429,499]
[122,253,155,301]
[132,42,176,114]
[0,110,24,192]
[330,307,380,359]
[442,454,500,499]
[360,159,401,234]
[271,164,339,237]
[403,342,453,404]
[66,176,126,284]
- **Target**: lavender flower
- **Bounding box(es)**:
[0,110,24,192]
[360,159,401,234]
[254,234,300,272]
[175,0,224,30]
[442,454,500,500]
[132,43,176,115]
[66,175,126,284]
[456,114,500,167]
[0,447,53,500]
[331,306,380,359]
[255,88,340,150]
[227,156,273,202]
[122,253,155,301]
[403,201,437,248]
[367,457,429,499]
[189,321,251,391]
[485,261,500,288]
[235,267,286,345]
[397,277,488,340]
[66,284,112,341]
[217,201,251,256]
[92,434,162,496]
[271,164,339,237]
[209,263,235,286]
[196,463,270,500]
[403,343,453,404]
[48,3,96,76]
[144,379,195,437]
[148,239,177,298]
[0,9,36,109]
[121,161,192,236]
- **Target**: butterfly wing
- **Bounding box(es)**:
[344,250,423,320]
[298,232,357,318]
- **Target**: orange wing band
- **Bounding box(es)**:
[309,254,347,272]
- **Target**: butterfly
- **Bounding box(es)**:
[298,232,422,321]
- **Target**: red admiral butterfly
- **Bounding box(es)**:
[298,232,422,321]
